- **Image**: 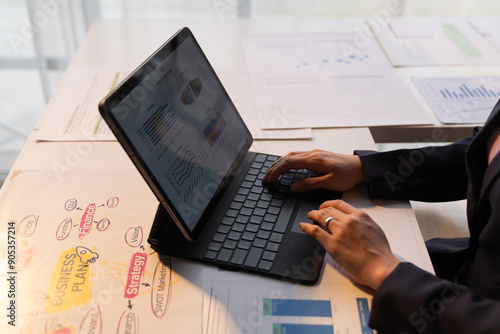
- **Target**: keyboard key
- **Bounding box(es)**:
[262,251,276,262]
[257,230,271,240]
[230,249,248,265]
[266,242,280,252]
[271,199,283,207]
[253,238,267,248]
[232,222,246,232]
[226,210,238,218]
[249,216,263,224]
[268,206,280,215]
[261,222,274,231]
[236,215,249,224]
[269,232,284,243]
[230,201,243,210]
[244,247,263,268]
[244,174,257,182]
[246,223,259,232]
[238,240,252,250]
[217,225,230,234]
[258,260,273,271]
[228,231,242,240]
[237,187,250,196]
[222,217,235,226]
[208,241,222,252]
[251,185,264,194]
[217,249,233,262]
[264,213,278,223]
[244,200,257,209]
[273,199,296,233]
[213,233,226,243]
[251,162,264,169]
[263,160,274,168]
[242,231,256,241]
[234,194,246,202]
[248,193,260,201]
[241,181,253,188]
[255,154,267,162]
[240,208,253,216]
[261,193,273,201]
[248,168,260,175]
[253,208,266,217]
[223,240,237,249]
[204,250,217,260]
[267,156,278,162]
[257,200,270,209]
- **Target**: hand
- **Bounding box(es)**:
[262,150,367,192]
[300,200,400,290]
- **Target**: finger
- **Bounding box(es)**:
[263,152,312,183]
[319,199,357,214]
[299,222,333,248]
[290,174,332,192]
[308,209,341,231]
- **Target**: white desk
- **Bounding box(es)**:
[66,18,500,143]
[0,19,433,334]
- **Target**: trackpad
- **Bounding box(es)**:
[291,190,342,233]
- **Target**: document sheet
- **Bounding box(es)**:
[374,17,500,66]
[242,32,432,129]
[0,169,204,333]
[412,75,500,123]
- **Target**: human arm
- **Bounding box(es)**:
[369,263,500,333]
[303,199,500,333]
[356,136,472,202]
[263,137,472,202]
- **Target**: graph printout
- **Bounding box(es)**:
[373,17,500,66]
[202,278,374,334]
[412,76,500,123]
[243,32,432,129]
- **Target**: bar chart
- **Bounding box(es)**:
[202,279,374,334]
[412,76,500,123]
[137,104,176,151]
[438,83,499,99]
[264,298,334,334]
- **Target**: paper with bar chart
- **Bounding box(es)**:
[202,276,374,334]
[412,76,500,123]
[373,17,500,66]
[36,67,129,141]
[243,32,432,129]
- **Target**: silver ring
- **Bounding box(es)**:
[324,216,334,229]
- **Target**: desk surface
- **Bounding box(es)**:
[69,18,500,142]
[1,18,433,334]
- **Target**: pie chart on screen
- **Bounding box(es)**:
[181,78,203,105]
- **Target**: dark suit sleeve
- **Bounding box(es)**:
[354,137,472,202]
[369,262,500,333]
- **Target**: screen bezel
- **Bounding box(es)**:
[98,27,253,241]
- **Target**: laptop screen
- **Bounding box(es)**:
[100,28,252,239]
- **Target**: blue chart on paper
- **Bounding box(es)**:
[440,83,500,99]
[357,298,373,334]
[263,298,334,334]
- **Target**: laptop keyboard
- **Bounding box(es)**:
[203,153,310,271]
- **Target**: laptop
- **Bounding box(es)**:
[98,27,341,284]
